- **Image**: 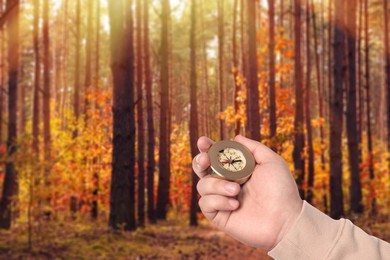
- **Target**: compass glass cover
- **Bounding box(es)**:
[217,148,247,172]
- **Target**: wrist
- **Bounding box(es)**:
[271,199,303,250]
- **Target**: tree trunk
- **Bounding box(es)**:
[232,0,241,136]
[311,1,326,168]
[246,0,260,141]
[73,0,81,138]
[0,0,19,230]
[329,0,345,219]
[218,0,225,140]
[305,0,315,204]
[268,0,276,149]
[156,0,171,220]
[108,0,136,230]
[136,0,145,227]
[43,0,51,187]
[364,0,376,215]
[357,0,363,159]
[0,0,3,146]
[91,0,101,220]
[143,0,155,224]
[200,0,210,137]
[293,0,305,199]
[84,0,93,118]
[189,0,199,227]
[346,0,363,214]
[384,0,390,153]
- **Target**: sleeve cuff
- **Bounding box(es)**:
[268,201,345,260]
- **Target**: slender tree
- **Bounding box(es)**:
[218,0,225,140]
[74,0,81,138]
[364,0,376,215]
[232,0,240,135]
[108,0,136,230]
[268,0,276,149]
[143,0,156,224]
[246,0,260,141]
[329,0,345,219]
[156,0,171,220]
[189,0,199,227]
[136,0,145,227]
[0,0,3,146]
[42,0,51,191]
[84,0,93,117]
[32,0,40,154]
[293,0,305,199]
[0,0,20,229]
[305,0,315,204]
[384,0,390,153]
[346,0,363,214]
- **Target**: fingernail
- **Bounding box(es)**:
[225,182,238,194]
[228,199,239,208]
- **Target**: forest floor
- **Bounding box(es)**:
[0,214,388,260]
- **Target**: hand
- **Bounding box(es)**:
[192,135,303,250]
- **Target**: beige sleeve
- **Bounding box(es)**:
[268,201,390,260]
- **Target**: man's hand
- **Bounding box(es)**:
[192,135,303,250]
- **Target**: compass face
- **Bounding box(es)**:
[208,140,256,184]
[217,148,247,172]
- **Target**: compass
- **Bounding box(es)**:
[208,140,255,184]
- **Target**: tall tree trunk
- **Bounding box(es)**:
[218,0,225,140]
[305,0,315,204]
[364,0,376,215]
[84,0,93,117]
[43,0,51,187]
[293,0,305,199]
[32,0,41,154]
[143,0,156,224]
[189,0,199,227]
[232,0,241,136]
[60,0,69,130]
[136,0,145,227]
[268,0,276,149]
[346,0,363,214]
[0,0,19,229]
[0,0,3,146]
[357,0,363,159]
[108,0,136,231]
[246,0,260,141]
[329,0,345,219]
[156,0,171,220]
[200,0,210,137]
[384,0,390,153]
[74,0,81,138]
[311,1,326,168]
[91,0,101,220]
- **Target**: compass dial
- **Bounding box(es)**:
[217,148,247,172]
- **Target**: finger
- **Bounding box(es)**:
[192,153,211,178]
[197,136,215,153]
[234,135,280,164]
[199,195,239,220]
[197,177,240,197]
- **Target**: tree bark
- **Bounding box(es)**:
[329,0,345,219]
[305,0,315,204]
[268,0,276,149]
[84,0,93,118]
[73,0,81,138]
[232,0,241,136]
[32,0,41,154]
[143,0,156,224]
[383,0,390,153]
[218,0,225,140]
[364,0,376,215]
[293,0,305,199]
[346,0,363,214]
[189,0,199,227]
[43,0,51,186]
[136,0,145,227]
[246,0,260,141]
[0,0,19,230]
[156,0,171,220]
[108,0,136,230]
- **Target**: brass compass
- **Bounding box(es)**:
[208,140,255,184]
